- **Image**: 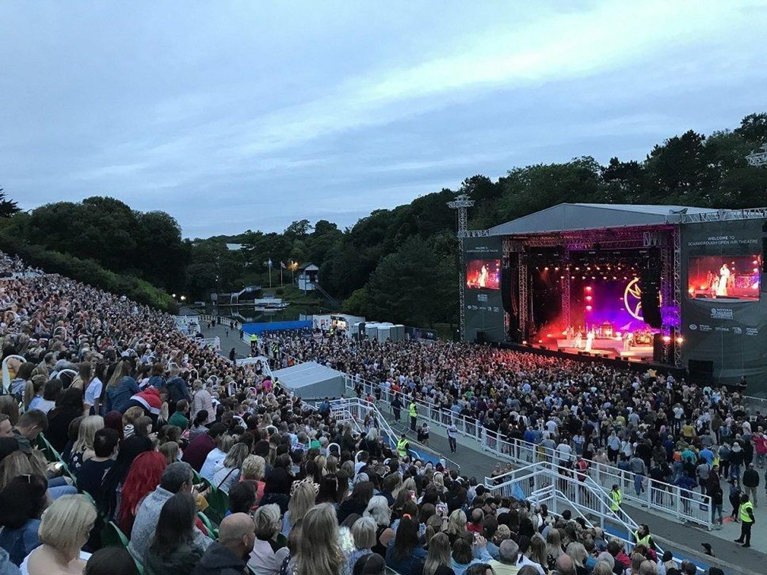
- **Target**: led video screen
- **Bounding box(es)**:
[466,259,500,290]
[687,255,761,301]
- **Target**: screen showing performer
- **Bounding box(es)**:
[687,255,761,301]
[466,259,501,290]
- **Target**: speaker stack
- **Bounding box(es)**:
[640,247,662,328]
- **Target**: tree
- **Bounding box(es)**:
[0,189,20,218]
[645,131,716,204]
[365,236,456,326]
[735,113,767,145]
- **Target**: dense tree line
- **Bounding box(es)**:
[2,113,765,326]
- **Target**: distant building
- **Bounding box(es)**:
[297,263,319,291]
[225,243,245,251]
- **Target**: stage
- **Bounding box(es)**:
[542,336,654,362]
[460,203,767,391]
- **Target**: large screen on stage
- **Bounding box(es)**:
[687,255,761,301]
[466,259,500,290]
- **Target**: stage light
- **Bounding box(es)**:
[585,286,592,292]
[612,276,617,280]
[544,266,549,271]
[675,337,684,344]
[586,295,592,301]
[662,335,671,344]
[555,267,560,271]
[586,305,593,311]
[522,340,528,345]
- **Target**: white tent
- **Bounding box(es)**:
[272,361,346,399]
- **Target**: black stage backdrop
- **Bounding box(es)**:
[681,219,767,394]
[463,237,505,343]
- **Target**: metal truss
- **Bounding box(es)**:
[448,195,474,341]
[669,209,767,224]
[672,227,682,367]
[519,257,529,340]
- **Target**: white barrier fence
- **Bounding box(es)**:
[344,376,713,530]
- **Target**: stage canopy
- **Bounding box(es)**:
[487,203,718,236]
[272,361,346,399]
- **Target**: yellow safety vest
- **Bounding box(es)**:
[409,403,417,418]
[740,501,754,523]
[634,532,652,548]
[397,438,409,458]
[611,489,622,511]
[250,334,257,342]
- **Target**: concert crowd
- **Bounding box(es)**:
[0,250,751,575]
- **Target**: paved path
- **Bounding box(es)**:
[194,316,765,574]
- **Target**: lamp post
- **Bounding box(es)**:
[267,259,273,288]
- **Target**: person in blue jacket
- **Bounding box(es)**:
[105,376,140,413]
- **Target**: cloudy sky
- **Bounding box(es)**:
[2,1,766,238]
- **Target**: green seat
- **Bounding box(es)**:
[197,511,219,539]
[205,486,230,525]
[101,521,130,548]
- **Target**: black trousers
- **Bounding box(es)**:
[738,521,752,545]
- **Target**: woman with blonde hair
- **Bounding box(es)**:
[529,534,548,574]
[545,528,563,565]
[68,415,104,473]
[240,455,266,502]
[0,450,47,492]
[281,479,318,536]
[248,504,289,575]
[566,542,588,575]
[346,516,376,574]
[21,494,97,575]
[289,503,344,575]
[445,509,467,543]
[212,442,249,493]
[158,441,180,465]
[359,494,391,556]
[424,532,453,575]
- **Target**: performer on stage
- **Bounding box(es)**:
[622,332,631,351]
[478,264,488,288]
[584,329,595,352]
[574,330,583,349]
[716,264,730,296]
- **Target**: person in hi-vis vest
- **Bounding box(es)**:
[734,493,755,547]
[610,484,623,513]
[409,400,417,432]
[396,433,410,460]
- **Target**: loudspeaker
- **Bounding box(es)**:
[652,333,665,363]
[641,271,662,328]
[688,359,714,385]
[501,263,516,313]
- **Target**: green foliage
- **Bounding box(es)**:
[0,232,177,312]
[0,188,21,218]
[365,236,457,326]
[21,196,188,291]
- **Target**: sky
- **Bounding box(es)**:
[1,1,766,238]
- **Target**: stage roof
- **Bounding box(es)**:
[487,203,719,236]
[272,361,346,399]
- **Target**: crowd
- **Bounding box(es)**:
[264,332,765,535]
[0,249,747,575]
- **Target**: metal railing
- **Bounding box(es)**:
[344,376,713,529]
[323,397,461,471]
[485,460,640,544]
